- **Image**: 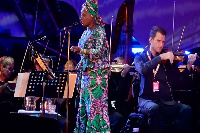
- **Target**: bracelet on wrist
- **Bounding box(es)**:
[80,48,84,54]
[84,49,87,55]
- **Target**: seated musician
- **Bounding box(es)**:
[31,57,52,111]
[108,57,136,132]
[57,59,78,115]
[134,26,197,133]
[56,59,79,133]
[0,56,18,113]
[34,57,51,71]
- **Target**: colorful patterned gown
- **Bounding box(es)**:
[74,26,111,133]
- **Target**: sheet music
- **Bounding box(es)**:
[14,72,30,97]
[64,73,77,98]
[14,72,77,98]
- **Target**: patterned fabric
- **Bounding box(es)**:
[76,26,110,72]
[74,69,110,133]
[82,0,104,26]
[74,23,110,132]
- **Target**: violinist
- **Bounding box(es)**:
[134,26,197,133]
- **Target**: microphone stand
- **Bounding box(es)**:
[41,71,48,115]
[56,25,70,132]
[57,22,79,132]
[65,28,71,133]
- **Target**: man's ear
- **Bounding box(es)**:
[149,37,153,44]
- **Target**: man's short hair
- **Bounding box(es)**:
[0,56,14,68]
[150,26,166,39]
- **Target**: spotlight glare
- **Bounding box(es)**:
[132,48,144,54]
[185,51,190,55]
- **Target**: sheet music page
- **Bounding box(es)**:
[64,73,77,98]
[14,72,30,97]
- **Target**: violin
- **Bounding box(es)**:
[173,52,186,62]
[161,50,199,65]
[161,50,186,64]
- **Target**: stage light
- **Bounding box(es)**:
[132,36,138,42]
[185,51,190,55]
[131,37,144,54]
[132,48,144,54]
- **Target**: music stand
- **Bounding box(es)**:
[26,71,76,98]
[26,71,44,97]
[43,71,68,98]
[26,71,67,98]
[26,71,68,114]
[29,49,57,114]
[26,71,68,98]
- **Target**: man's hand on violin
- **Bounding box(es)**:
[187,53,197,71]
[160,51,174,64]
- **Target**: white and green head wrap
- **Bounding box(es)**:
[82,0,105,26]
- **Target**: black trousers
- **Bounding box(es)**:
[138,98,192,133]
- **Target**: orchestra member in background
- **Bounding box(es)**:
[57,59,78,133]
[70,0,111,132]
[134,26,197,133]
[34,57,51,71]
[64,59,77,72]
[32,57,51,111]
[0,56,17,113]
[108,57,136,132]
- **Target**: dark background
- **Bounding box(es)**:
[0,0,200,71]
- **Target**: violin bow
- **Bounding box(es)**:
[171,1,176,52]
[109,16,114,65]
[175,26,186,53]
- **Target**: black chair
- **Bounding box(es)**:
[122,80,178,133]
[120,80,148,133]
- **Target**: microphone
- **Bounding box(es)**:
[63,22,81,30]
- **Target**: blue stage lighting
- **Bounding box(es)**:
[185,51,190,55]
[132,37,144,54]
[132,48,144,54]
